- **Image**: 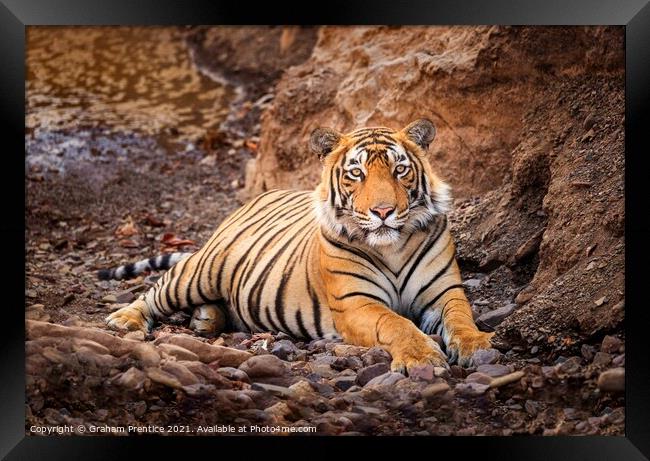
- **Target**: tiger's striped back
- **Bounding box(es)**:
[138,189,338,339]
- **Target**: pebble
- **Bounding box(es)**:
[592,351,612,367]
[101,294,117,304]
[515,287,534,304]
[231,332,251,344]
[434,366,450,379]
[583,113,597,130]
[612,354,625,367]
[180,361,221,383]
[471,348,502,366]
[72,338,110,356]
[265,402,293,420]
[556,356,582,374]
[580,128,595,143]
[524,400,540,416]
[575,421,588,432]
[159,343,199,362]
[408,364,435,382]
[288,380,315,397]
[421,382,450,400]
[355,405,383,416]
[239,354,289,379]
[344,356,363,370]
[356,363,390,386]
[308,362,338,379]
[251,383,296,399]
[332,344,367,357]
[161,361,199,386]
[307,338,338,352]
[457,427,476,436]
[154,334,252,366]
[361,347,392,366]
[530,375,544,388]
[113,367,148,391]
[130,343,161,367]
[604,407,625,424]
[465,372,492,385]
[463,278,482,289]
[580,344,596,361]
[365,372,407,387]
[489,371,525,388]
[455,382,490,396]
[563,408,579,420]
[588,416,603,427]
[476,364,510,377]
[124,330,145,341]
[594,296,607,307]
[216,367,250,383]
[114,289,137,304]
[330,375,357,391]
[476,304,516,330]
[270,340,301,361]
[600,336,623,354]
[146,368,183,389]
[183,383,216,397]
[597,368,624,392]
[450,365,465,379]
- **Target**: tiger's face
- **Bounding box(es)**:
[312,119,451,247]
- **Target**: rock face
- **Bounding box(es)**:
[246,26,622,198]
[244,25,624,347]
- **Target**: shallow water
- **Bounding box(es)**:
[26,26,232,176]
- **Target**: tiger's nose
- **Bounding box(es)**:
[370,206,396,220]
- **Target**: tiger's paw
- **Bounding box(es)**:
[106,304,152,332]
[390,336,449,376]
[189,304,226,337]
[446,329,494,367]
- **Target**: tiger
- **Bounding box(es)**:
[103,119,493,372]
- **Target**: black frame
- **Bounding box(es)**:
[4,0,649,458]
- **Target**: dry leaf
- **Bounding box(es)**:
[161,233,195,248]
[244,140,258,152]
[119,239,139,248]
[115,216,139,238]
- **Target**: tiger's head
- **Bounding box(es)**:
[312,119,451,247]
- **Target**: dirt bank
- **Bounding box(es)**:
[245,24,625,353]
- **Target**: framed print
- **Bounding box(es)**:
[3,0,649,458]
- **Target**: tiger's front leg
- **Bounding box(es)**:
[438,295,494,367]
[330,300,448,375]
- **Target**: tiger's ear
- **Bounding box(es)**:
[403,119,436,151]
[310,127,342,160]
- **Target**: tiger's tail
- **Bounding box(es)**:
[97,252,193,281]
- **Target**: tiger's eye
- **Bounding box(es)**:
[395,165,408,174]
[350,168,362,177]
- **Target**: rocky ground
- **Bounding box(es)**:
[25,319,624,436]
[25,26,625,436]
